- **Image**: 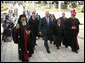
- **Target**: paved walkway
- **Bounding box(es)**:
[1,25,84,62]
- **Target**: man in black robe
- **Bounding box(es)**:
[54,19,65,49]
[63,10,80,53]
[49,14,56,45]
[12,14,31,62]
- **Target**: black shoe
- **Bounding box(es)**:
[22,60,28,62]
[24,60,28,62]
[22,60,24,62]
[72,49,75,52]
[29,54,32,57]
[50,41,52,44]
[47,50,50,53]
[35,44,37,46]
[22,59,25,62]
[53,42,56,45]
[75,50,78,54]
[32,50,34,54]
[57,47,59,49]
[65,46,68,48]
[72,50,78,54]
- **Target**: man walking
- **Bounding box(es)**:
[39,11,51,53]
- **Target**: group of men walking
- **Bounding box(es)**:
[11,10,80,62]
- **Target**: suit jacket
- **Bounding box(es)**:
[39,17,52,40]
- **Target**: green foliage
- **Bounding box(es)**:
[76,5,83,13]
[1,7,8,12]
[28,5,82,13]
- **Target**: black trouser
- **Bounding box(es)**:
[27,34,34,57]
[43,31,50,52]
[28,33,36,56]
[44,39,49,52]
[32,34,37,48]
[28,41,34,57]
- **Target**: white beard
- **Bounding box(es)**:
[22,22,26,26]
[58,24,60,27]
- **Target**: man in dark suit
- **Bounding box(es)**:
[28,12,39,56]
[59,12,67,25]
[59,12,68,47]
[39,11,51,53]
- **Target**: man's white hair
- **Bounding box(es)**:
[45,11,50,14]
[62,12,65,14]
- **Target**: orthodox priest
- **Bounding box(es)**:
[12,14,31,62]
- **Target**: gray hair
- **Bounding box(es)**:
[45,11,50,14]
[62,12,65,14]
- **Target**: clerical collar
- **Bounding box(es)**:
[58,24,60,27]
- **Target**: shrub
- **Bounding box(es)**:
[1,7,8,12]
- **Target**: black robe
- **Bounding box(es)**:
[50,18,56,41]
[54,23,65,47]
[12,22,31,60]
[59,17,67,25]
[63,17,80,51]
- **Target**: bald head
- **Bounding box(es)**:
[45,11,50,17]
[62,12,65,17]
